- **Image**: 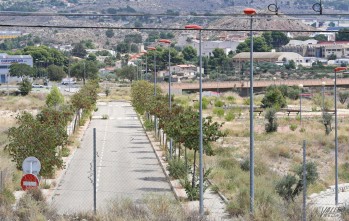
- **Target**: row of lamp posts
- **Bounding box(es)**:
[140,8,347,216]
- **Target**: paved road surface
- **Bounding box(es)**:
[52,101,172,214]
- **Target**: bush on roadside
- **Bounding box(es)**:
[214,99,224,107]
[290,124,297,131]
[225,111,236,121]
[167,159,189,179]
[144,119,154,131]
[213,107,225,118]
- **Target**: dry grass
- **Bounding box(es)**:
[98,84,131,101]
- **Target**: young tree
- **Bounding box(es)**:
[46,86,64,108]
[276,162,318,202]
[6,112,68,177]
[339,91,349,104]
[322,112,333,135]
[265,108,278,132]
[19,78,32,95]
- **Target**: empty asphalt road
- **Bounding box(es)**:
[52,101,172,214]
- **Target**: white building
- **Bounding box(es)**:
[0,54,33,83]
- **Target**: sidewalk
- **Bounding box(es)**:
[308,183,349,221]
[145,130,232,221]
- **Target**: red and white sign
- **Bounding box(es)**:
[21,174,39,191]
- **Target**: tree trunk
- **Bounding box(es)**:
[185,146,187,170]
[178,142,181,161]
[192,150,197,188]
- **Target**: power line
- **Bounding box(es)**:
[0,11,348,18]
[0,23,348,33]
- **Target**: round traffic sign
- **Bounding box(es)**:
[21,174,39,191]
[22,156,41,176]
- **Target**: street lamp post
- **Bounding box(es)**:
[299,84,303,128]
[147,46,157,135]
[334,67,347,205]
[244,7,257,214]
[159,39,173,159]
[185,24,204,216]
[322,81,326,113]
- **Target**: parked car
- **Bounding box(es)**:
[61,78,76,85]
[32,84,44,88]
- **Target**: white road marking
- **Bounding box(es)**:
[96,104,110,192]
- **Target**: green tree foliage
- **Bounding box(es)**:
[182,46,197,62]
[18,45,66,67]
[261,86,287,109]
[265,108,278,132]
[236,36,271,53]
[314,34,327,41]
[124,34,142,44]
[336,28,349,41]
[329,22,336,27]
[262,31,290,48]
[116,65,137,82]
[131,80,155,115]
[87,53,97,61]
[6,111,69,177]
[46,86,64,108]
[71,80,99,112]
[105,29,114,38]
[70,60,98,84]
[71,43,87,58]
[328,54,337,60]
[9,63,35,78]
[284,60,296,70]
[276,162,318,202]
[47,64,66,81]
[19,78,32,95]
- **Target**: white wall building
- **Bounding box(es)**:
[0,54,33,83]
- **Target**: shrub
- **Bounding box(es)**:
[167,159,189,179]
[102,114,109,119]
[19,78,32,95]
[226,95,236,103]
[143,119,154,131]
[213,107,225,118]
[214,99,224,107]
[290,124,297,131]
[265,108,278,132]
[261,86,286,109]
[339,91,349,104]
[61,147,70,157]
[224,111,236,121]
[322,112,333,135]
[105,88,110,96]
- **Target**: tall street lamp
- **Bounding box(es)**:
[244,7,257,214]
[322,81,326,113]
[185,24,204,215]
[299,84,303,128]
[147,46,157,135]
[159,39,173,159]
[334,66,347,205]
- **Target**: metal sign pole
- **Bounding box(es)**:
[93,128,97,214]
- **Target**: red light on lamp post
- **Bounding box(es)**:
[243,8,257,15]
[335,67,347,72]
